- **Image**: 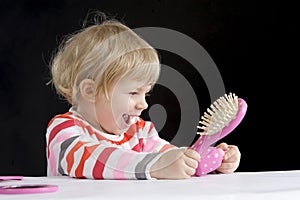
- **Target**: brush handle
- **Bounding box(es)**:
[195,147,224,176]
[192,98,247,176]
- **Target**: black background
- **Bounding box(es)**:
[0,0,298,176]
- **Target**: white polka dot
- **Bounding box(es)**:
[214,153,219,158]
[213,161,216,164]
[210,168,213,171]
[199,141,203,144]
[207,155,210,158]
[204,164,207,168]
[201,172,205,174]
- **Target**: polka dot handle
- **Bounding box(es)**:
[195,147,224,176]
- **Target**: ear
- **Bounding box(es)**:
[79,79,96,103]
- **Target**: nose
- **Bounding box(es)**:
[135,96,148,111]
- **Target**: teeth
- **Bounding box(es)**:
[122,114,139,125]
[130,116,138,124]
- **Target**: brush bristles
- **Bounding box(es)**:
[197,92,239,135]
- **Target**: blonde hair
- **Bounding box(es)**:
[49,14,160,104]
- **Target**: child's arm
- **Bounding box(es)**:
[47,117,200,180]
[46,119,165,180]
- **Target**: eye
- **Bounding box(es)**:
[145,92,151,97]
[129,92,138,95]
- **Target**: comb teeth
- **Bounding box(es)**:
[197,92,239,135]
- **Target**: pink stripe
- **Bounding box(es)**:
[143,138,159,152]
[49,132,75,176]
[113,151,134,179]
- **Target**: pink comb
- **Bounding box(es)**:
[191,93,247,176]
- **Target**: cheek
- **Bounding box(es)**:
[111,96,132,113]
[95,103,118,131]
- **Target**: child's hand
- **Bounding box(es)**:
[150,148,200,179]
[215,143,241,174]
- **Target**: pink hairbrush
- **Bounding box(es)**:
[191,93,247,176]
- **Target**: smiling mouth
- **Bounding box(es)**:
[122,114,139,125]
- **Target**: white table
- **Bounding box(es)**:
[1,170,300,200]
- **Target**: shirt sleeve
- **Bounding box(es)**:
[46,117,171,180]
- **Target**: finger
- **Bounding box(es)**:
[184,157,199,169]
[217,162,238,174]
[223,155,240,163]
[223,145,240,161]
[223,152,241,163]
[184,148,201,161]
[184,164,196,176]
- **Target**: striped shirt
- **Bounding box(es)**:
[46,107,176,180]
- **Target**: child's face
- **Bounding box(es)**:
[94,76,152,135]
